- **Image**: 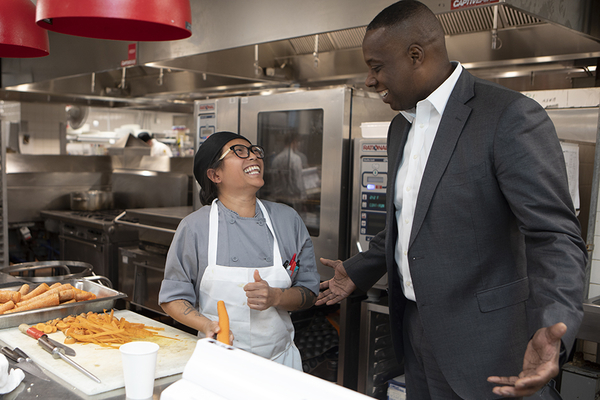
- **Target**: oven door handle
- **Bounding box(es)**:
[114,211,177,234]
[59,235,101,250]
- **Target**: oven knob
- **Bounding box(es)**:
[107,226,115,235]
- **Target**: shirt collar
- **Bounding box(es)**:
[217,199,261,219]
[400,61,463,123]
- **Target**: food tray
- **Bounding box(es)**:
[0,279,126,329]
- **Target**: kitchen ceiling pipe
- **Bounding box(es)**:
[35,0,192,41]
[0,0,49,58]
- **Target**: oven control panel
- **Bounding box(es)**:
[351,138,388,289]
[358,141,388,251]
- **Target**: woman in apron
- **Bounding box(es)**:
[159,131,320,370]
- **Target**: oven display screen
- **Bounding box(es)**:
[367,176,384,183]
[364,193,386,210]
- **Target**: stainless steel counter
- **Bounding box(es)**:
[122,206,194,224]
[0,306,194,399]
[115,206,194,248]
[0,279,193,399]
[1,353,181,400]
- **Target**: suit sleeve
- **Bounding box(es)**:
[494,95,586,352]
[343,228,388,292]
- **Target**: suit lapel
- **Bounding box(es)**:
[409,71,475,248]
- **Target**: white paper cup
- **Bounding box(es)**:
[120,341,159,400]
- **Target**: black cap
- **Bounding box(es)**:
[138,132,151,142]
[193,131,251,185]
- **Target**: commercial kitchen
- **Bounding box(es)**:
[0,0,599,399]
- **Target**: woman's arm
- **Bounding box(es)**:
[244,269,316,311]
[161,299,220,337]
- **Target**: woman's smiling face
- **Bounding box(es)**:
[212,138,265,194]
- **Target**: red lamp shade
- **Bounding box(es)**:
[0,0,49,58]
[35,0,192,41]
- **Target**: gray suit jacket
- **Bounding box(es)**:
[344,69,587,399]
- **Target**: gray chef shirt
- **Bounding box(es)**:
[159,200,319,308]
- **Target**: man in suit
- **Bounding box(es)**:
[316,1,586,398]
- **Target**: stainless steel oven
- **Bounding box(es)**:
[60,224,108,277]
[118,245,167,315]
[114,206,193,314]
[41,209,139,288]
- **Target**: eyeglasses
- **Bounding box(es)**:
[218,144,265,161]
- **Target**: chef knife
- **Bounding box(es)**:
[37,335,101,383]
[1,346,50,382]
[18,324,76,356]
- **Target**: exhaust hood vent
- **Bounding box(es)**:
[438,4,543,36]
[288,27,367,55]
[285,5,543,57]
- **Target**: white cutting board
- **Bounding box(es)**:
[0,309,198,396]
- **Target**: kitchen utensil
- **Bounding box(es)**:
[70,190,114,211]
[19,324,76,356]
[37,335,101,383]
[1,346,50,381]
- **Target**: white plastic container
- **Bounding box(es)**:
[360,121,391,138]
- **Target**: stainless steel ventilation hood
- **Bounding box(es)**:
[2,0,599,111]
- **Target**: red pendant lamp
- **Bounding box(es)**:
[35,0,192,41]
[0,0,49,58]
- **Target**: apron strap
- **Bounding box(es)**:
[208,198,219,266]
[208,199,283,267]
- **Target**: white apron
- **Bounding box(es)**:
[199,199,302,370]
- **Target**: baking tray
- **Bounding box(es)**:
[0,278,126,329]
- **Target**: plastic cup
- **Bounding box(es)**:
[120,341,159,400]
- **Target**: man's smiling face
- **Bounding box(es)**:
[363,27,422,112]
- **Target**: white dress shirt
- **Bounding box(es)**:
[394,62,463,301]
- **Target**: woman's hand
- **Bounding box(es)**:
[203,318,235,344]
[161,299,234,343]
[244,269,317,311]
[203,319,220,339]
[244,269,280,310]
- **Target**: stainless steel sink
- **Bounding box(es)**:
[578,296,600,343]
